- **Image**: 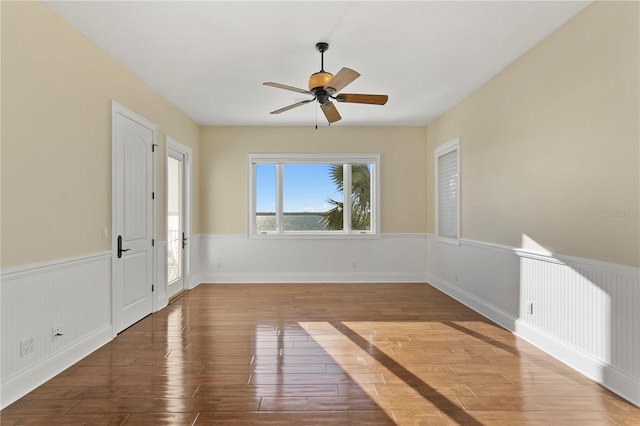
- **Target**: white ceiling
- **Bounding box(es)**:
[44,1,590,127]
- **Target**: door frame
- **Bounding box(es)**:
[166,135,192,293]
[111,101,157,336]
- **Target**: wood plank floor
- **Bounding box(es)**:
[2,283,638,425]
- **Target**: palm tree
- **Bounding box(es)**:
[321,164,371,230]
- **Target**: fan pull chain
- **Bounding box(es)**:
[315,103,318,129]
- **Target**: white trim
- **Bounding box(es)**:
[249,153,380,163]
[382,233,430,239]
[199,233,423,240]
[248,153,380,238]
[248,232,380,240]
[199,233,247,240]
[460,237,514,253]
[1,251,111,280]
[514,248,640,278]
[459,237,639,278]
[201,272,427,284]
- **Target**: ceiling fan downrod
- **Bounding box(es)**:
[309,42,333,104]
[316,42,329,72]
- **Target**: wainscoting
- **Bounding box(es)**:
[0,253,113,409]
[1,234,638,408]
[197,233,428,283]
[426,235,640,407]
[155,241,168,310]
[0,244,178,409]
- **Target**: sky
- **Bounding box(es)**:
[256,164,342,213]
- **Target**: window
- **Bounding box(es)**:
[435,138,460,243]
[249,154,380,237]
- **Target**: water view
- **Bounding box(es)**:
[256,213,330,231]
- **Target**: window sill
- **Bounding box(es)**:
[250,232,379,240]
[435,236,460,246]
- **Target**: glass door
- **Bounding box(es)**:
[167,149,185,298]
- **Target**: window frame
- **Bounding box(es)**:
[435,138,460,245]
[248,153,380,239]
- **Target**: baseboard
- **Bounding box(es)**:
[189,276,202,289]
[200,271,428,284]
[0,325,112,409]
[426,272,516,332]
[425,271,640,407]
[513,318,640,407]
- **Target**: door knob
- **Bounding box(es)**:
[117,235,130,258]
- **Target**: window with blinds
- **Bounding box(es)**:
[435,138,460,242]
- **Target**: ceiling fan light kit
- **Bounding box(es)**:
[263,42,388,125]
[308,72,333,92]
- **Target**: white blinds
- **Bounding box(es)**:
[437,149,459,239]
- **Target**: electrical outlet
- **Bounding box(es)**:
[102,226,109,239]
[52,325,63,340]
[20,337,35,357]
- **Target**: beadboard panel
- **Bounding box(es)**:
[155,241,168,310]
[190,234,202,289]
[426,235,640,407]
[0,252,113,409]
[197,234,428,283]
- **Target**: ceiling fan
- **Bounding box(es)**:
[263,42,388,124]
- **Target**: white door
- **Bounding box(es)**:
[167,148,185,298]
[112,102,156,334]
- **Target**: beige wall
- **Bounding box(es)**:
[200,126,428,234]
[1,1,200,268]
[2,1,637,269]
[426,1,639,267]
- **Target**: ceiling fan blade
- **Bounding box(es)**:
[324,67,360,94]
[270,99,314,114]
[263,82,312,95]
[320,101,342,124]
[336,93,388,105]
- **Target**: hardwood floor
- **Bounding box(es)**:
[2,283,638,425]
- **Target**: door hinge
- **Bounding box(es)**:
[152,144,158,153]
[152,284,155,292]
[152,239,155,246]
